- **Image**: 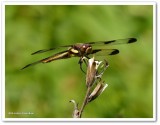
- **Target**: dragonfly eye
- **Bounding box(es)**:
[86,46,92,54]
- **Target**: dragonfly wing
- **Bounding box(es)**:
[21,60,42,70]
[86,38,137,46]
[31,45,72,55]
[21,50,70,70]
[31,38,137,55]
[91,49,119,56]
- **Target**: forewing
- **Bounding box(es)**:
[31,45,72,55]
[86,38,137,46]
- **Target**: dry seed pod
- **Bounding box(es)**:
[86,57,97,87]
[88,81,108,102]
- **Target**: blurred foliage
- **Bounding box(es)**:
[5,5,153,118]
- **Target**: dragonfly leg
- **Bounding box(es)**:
[78,57,86,74]
[83,56,89,67]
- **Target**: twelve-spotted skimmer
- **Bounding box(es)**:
[21,38,137,71]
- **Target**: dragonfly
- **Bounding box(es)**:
[21,38,137,72]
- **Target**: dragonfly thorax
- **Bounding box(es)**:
[70,44,92,57]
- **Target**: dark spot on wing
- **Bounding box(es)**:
[104,40,116,44]
[128,38,137,43]
[88,42,95,44]
[109,49,119,55]
[91,49,101,54]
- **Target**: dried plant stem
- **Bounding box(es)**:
[70,58,108,118]
[78,86,91,118]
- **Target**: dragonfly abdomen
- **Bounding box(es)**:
[42,50,70,63]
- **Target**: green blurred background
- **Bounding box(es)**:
[5,5,153,118]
